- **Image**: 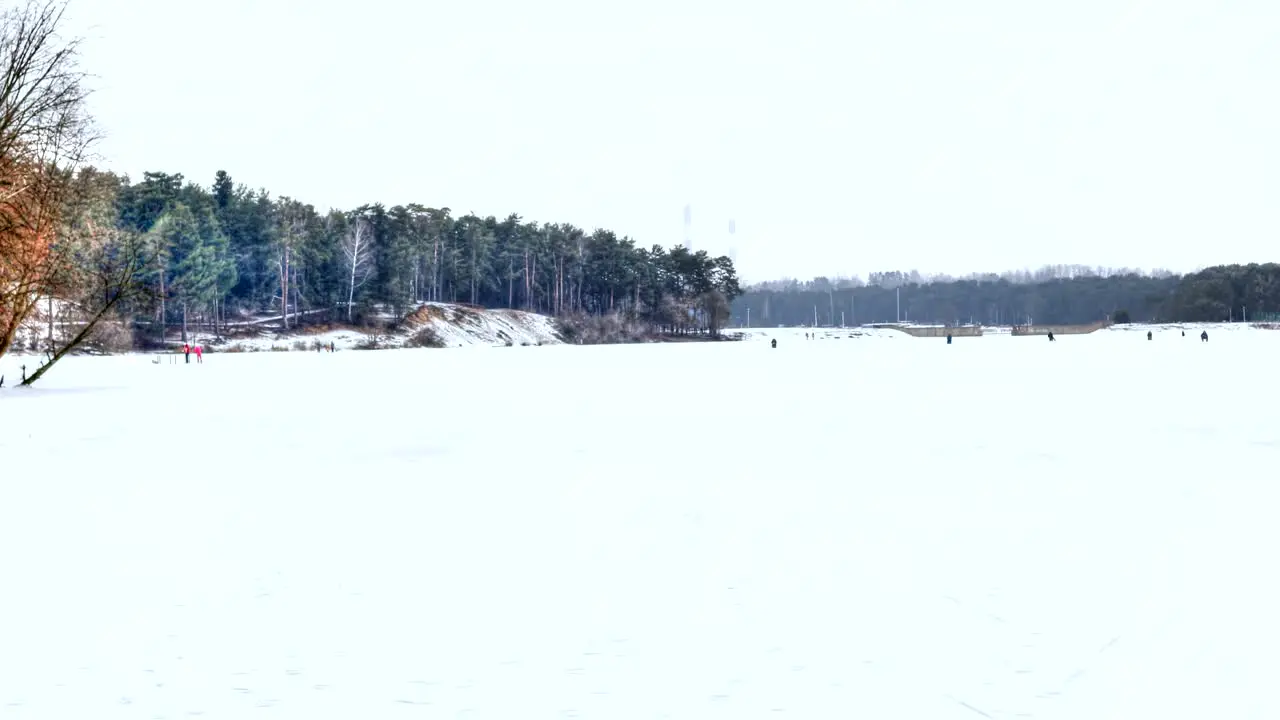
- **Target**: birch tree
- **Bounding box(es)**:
[342,214,372,322]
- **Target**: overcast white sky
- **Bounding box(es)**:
[60,0,1278,282]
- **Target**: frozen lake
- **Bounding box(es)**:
[3,326,1280,719]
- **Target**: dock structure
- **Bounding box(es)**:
[868,323,984,338]
[1010,320,1112,336]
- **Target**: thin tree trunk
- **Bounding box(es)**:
[280,245,290,331]
[432,236,440,302]
[159,272,166,344]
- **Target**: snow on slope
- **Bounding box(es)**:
[202,303,564,352]
[403,303,563,349]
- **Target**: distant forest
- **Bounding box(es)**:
[733,264,1280,327]
[111,170,741,334]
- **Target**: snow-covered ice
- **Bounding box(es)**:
[3,326,1280,719]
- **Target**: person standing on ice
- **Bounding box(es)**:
[194,345,203,364]
[1201,330,1209,342]
[183,342,190,363]
[1147,330,1152,341]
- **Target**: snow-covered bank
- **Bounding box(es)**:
[203,303,564,353]
[0,304,562,384]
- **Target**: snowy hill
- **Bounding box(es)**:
[211,303,564,353]
[0,302,565,384]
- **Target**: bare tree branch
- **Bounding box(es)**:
[0,0,95,361]
[22,224,153,386]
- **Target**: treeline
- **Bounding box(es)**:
[751,265,1178,292]
[54,168,744,344]
[735,264,1280,327]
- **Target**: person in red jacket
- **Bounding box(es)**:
[194,344,203,363]
[182,343,190,364]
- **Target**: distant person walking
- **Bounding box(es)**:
[1047,331,1055,341]
[1147,331,1152,341]
[1201,330,1209,342]
[771,338,777,349]
[194,345,203,364]
[183,343,191,363]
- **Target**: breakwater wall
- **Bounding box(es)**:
[868,324,985,338]
[1011,321,1111,336]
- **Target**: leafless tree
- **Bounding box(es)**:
[274,197,307,330]
[343,215,372,322]
[700,289,731,338]
[0,0,95,361]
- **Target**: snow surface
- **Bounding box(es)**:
[3,325,1280,719]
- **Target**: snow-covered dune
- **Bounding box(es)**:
[211,303,564,353]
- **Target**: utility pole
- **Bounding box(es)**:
[746,307,750,327]
[896,287,901,322]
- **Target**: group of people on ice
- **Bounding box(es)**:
[1146,329,1210,341]
[770,327,1213,348]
